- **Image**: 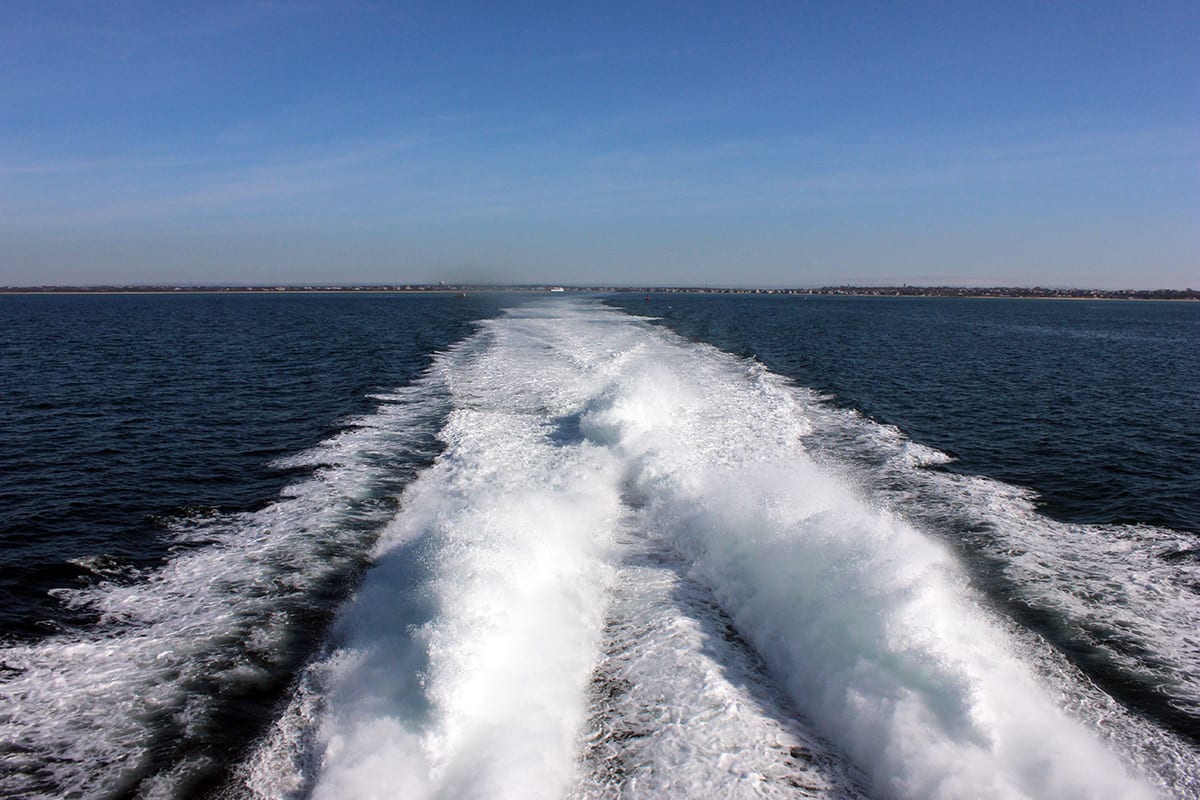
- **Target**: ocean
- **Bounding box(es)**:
[0,292,1196,799]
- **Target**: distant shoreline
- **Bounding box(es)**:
[1,284,1196,300]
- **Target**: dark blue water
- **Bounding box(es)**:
[1,292,1196,799]
[0,293,513,642]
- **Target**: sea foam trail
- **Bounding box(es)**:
[0,380,448,799]
[574,320,1160,800]
[791,399,1200,786]
[304,314,626,800]
[571,536,867,800]
[265,299,1173,800]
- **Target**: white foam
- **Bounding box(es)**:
[572,319,1162,799]
[790,394,1200,790]
[571,537,866,799]
[303,313,628,800]
[250,300,1182,799]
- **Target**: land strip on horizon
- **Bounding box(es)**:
[2,284,1197,300]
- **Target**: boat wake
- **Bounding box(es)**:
[239,300,1194,799]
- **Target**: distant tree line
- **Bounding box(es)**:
[3,283,1196,300]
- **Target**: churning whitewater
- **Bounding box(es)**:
[233,300,1188,800]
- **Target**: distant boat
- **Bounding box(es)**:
[549,286,565,292]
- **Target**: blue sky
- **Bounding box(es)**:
[2,1,1196,287]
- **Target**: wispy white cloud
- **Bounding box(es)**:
[1,108,1195,240]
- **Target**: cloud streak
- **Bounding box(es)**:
[2,116,1195,235]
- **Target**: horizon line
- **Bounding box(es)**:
[1,282,1196,298]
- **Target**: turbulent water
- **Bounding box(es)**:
[1,294,1196,799]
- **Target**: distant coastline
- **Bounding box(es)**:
[1,283,1196,300]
